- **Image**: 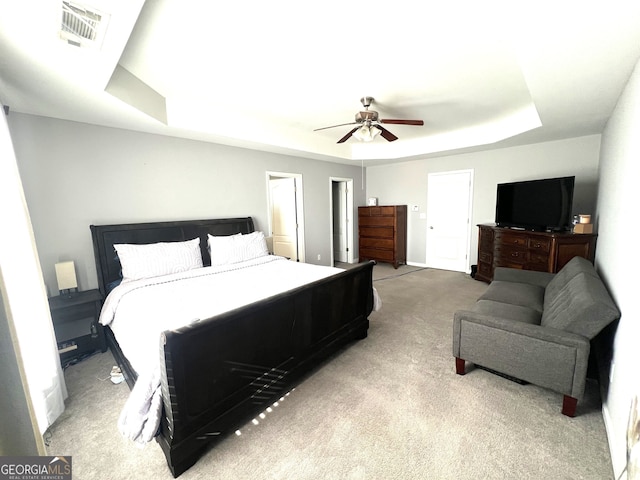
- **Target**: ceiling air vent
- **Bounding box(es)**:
[60,1,108,48]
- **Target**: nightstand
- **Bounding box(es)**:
[48,289,106,364]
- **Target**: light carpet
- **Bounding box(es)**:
[46,264,613,479]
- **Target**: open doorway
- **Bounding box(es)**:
[266,172,305,262]
[330,177,354,266]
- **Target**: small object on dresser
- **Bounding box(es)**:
[368,197,378,206]
[573,223,593,234]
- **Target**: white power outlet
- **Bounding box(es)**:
[317,254,321,261]
[412,205,419,212]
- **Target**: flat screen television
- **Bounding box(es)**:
[495,176,575,231]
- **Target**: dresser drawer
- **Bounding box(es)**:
[360,206,396,217]
[528,251,550,267]
[360,237,394,249]
[494,261,525,270]
[496,231,528,247]
[496,245,527,265]
[360,247,395,262]
[479,236,494,251]
[478,251,493,264]
[359,216,395,227]
[359,226,394,238]
[528,237,551,252]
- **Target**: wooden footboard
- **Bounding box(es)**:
[157,260,374,477]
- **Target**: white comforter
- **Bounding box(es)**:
[100,256,380,443]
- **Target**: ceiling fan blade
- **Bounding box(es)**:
[380,119,424,126]
[373,125,398,142]
[314,122,358,131]
[337,127,359,143]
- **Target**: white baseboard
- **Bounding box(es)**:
[407,261,473,275]
[603,402,626,480]
[407,261,428,268]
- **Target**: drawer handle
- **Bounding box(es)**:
[533,243,542,248]
[511,252,520,257]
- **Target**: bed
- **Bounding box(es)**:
[90,217,376,477]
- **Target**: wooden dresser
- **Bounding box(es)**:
[476,223,597,283]
[358,205,407,269]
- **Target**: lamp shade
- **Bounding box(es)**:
[55,261,78,291]
[353,124,381,142]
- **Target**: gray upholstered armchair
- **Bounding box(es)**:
[453,256,620,416]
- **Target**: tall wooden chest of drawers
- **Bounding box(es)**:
[358,205,407,269]
[475,223,597,283]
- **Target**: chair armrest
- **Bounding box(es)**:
[453,310,587,348]
[453,309,590,399]
[493,267,555,288]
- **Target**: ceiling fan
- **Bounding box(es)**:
[314,97,424,143]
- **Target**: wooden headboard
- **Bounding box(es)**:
[90,217,255,296]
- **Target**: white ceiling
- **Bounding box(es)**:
[2,0,640,166]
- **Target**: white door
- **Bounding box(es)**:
[425,170,473,272]
[270,177,299,260]
[333,181,348,262]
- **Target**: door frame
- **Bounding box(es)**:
[329,177,354,265]
[266,171,306,263]
[425,169,474,273]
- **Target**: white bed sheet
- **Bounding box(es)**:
[101,255,346,377]
[100,256,380,443]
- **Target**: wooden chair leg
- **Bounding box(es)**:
[562,395,578,417]
[455,357,466,375]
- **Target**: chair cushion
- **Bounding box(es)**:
[541,273,620,338]
[472,299,542,325]
[478,281,545,312]
[544,256,598,308]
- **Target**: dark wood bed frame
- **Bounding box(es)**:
[90,217,375,477]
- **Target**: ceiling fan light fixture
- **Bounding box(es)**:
[353,124,380,142]
[316,97,423,143]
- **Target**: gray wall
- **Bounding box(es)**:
[596,58,640,477]
[366,134,601,267]
[9,114,368,294]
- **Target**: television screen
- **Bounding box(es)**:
[495,176,575,231]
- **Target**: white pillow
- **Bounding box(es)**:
[115,237,203,282]
[208,231,269,266]
[239,231,270,260]
[207,233,241,266]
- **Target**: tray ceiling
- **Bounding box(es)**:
[1,1,640,165]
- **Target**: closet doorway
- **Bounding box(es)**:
[425,169,473,272]
[330,177,354,265]
[267,172,305,262]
